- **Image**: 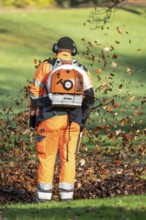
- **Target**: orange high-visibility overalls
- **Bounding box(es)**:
[30,52,94,200]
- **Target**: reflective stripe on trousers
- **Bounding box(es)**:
[36,115,80,199]
[36,183,52,201]
[59,182,74,200]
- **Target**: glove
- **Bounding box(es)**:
[29,115,36,129]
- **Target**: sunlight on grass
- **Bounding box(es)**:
[0,7,146,219]
[1,195,146,220]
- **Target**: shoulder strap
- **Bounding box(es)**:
[45,58,80,72]
[43,57,56,66]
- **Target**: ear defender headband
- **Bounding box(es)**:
[52,37,77,56]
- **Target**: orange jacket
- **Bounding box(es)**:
[29,52,95,128]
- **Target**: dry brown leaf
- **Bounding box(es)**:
[95,69,102,74]
[33,59,37,64]
[116,27,123,34]
[108,106,114,112]
[129,96,135,102]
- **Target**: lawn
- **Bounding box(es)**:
[0,5,146,220]
[1,195,146,220]
[0,6,146,109]
[2,196,146,220]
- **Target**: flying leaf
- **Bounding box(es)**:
[115,40,120,44]
[133,109,140,116]
[115,102,121,107]
[33,59,37,64]
[112,53,118,59]
[127,67,132,75]
[88,41,93,47]
[111,61,117,68]
[120,118,125,126]
[129,96,135,102]
[116,27,123,34]
[129,39,132,44]
[103,47,110,52]
[108,106,113,112]
[95,69,102,74]
[102,97,106,102]
[119,84,123,89]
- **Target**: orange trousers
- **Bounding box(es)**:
[36,115,80,186]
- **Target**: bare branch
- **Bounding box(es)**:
[86,0,128,29]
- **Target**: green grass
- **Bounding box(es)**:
[0,6,146,219]
[1,195,146,220]
[0,6,146,110]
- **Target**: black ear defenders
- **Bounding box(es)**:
[71,45,78,56]
[52,43,59,54]
[52,41,77,56]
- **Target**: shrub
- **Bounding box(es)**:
[34,0,56,8]
[0,0,56,8]
[0,0,14,7]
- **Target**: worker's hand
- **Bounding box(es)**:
[29,115,36,129]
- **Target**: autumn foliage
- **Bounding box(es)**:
[0,35,146,205]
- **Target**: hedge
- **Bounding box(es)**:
[0,0,107,8]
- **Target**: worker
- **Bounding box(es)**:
[29,37,95,201]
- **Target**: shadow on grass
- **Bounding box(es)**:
[2,204,146,220]
[0,28,10,34]
[121,7,143,15]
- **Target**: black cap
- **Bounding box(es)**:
[57,37,75,50]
